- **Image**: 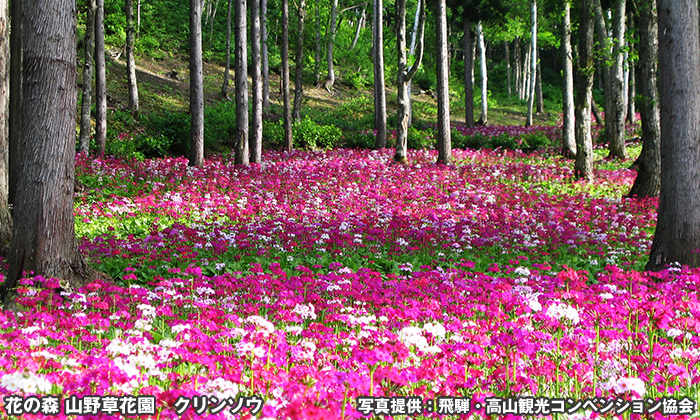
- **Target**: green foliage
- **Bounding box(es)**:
[521,133,549,150]
[262,117,342,150]
[143,111,191,156]
[407,127,436,150]
[343,131,376,149]
[204,100,236,148]
[294,117,343,149]
[490,133,518,150]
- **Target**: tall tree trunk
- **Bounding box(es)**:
[262,0,270,110]
[79,0,96,154]
[514,37,521,101]
[222,0,232,97]
[234,0,249,164]
[189,0,204,166]
[282,0,293,151]
[314,2,321,85]
[476,21,487,125]
[435,0,451,164]
[95,0,107,157]
[607,0,628,159]
[561,0,576,157]
[536,59,543,114]
[292,0,306,122]
[126,0,139,118]
[646,0,700,270]
[350,4,365,50]
[0,0,10,257]
[4,0,99,308]
[407,0,421,127]
[505,40,511,100]
[626,16,636,125]
[628,0,659,198]
[373,0,386,148]
[324,0,338,90]
[525,0,537,126]
[7,0,20,207]
[522,43,530,100]
[463,13,474,127]
[394,0,424,163]
[137,0,141,36]
[574,0,595,180]
[250,0,263,162]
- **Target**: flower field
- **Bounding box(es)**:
[1,145,699,420]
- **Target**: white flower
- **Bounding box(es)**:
[599,293,614,300]
[171,324,191,335]
[666,328,684,339]
[527,297,542,312]
[546,303,580,325]
[514,267,531,277]
[291,303,317,320]
[0,372,52,394]
[613,377,646,397]
[423,322,446,340]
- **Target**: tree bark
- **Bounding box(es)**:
[373,0,386,148]
[222,0,232,97]
[505,40,511,100]
[314,2,321,85]
[525,0,537,126]
[189,0,204,166]
[95,0,107,158]
[463,13,474,127]
[476,21,487,125]
[646,0,700,270]
[394,0,424,163]
[608,0,628,159]
[234,0,249,164]
[262,0,270,110]
[350,4,365,50]
[0,0,9,257]
[536,59,543,114]
[324,0,338,90]
[126,0,139,118]
[250,0,263,162]
[3,0,100,308]
[292,0,306,122]
[561,0,576,157]
[435,0,451,164]
[626,13,636,125]
[407,0,421,127]
[591,98,603,126]
[574,0,595,181]
[282,0,293,151]
[514,37,521,101]
[79,0,96,154]
[7,0,20,207]
[628,0,660,198]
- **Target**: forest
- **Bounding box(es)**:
[0,0,700,418]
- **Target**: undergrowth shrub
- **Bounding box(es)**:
[262,118,342,150]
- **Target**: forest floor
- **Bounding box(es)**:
[101,53,557,128]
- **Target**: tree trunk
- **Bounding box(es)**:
[126,0,139,118]
[394,0,424,163]
[514,37,521,101]
[525,0,537,126]
[373,0,386,148]
[222,0,232,97]
[3,0,100,308]
[646,0,700,270]
[574,0,595,180]
[628,0,660,198]
[626,14,636,125]
[607,0,628,159]
[79,0,96,154]
[292,0,306,122]
[522,43,530,100]
[505,40,511,100]
[325,0,338,89]
[536,59,543,114]
[189,0,204,166]
[137,0,141,36]
[0,0,9,257]
[234,0,249,164]
[7,0,20,207]
[262,0,269,110]
[350,4,365,50]
[250,0,263,162]
[407,0,421,127]
[95,0,107,157]
[476,21,487,125]
[282,0,293,151]
[314,2,321,85]
[435,0,451,164]
[591,98,603,126]
[561,0,576,157]
[463,13,474,127]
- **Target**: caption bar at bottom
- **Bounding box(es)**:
[2,394,264,417]
[356,396,698,417]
